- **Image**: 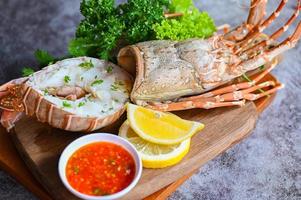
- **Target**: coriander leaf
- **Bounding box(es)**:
[92,188,101,195]
[34,49,55,67]
[79,60,94,69]
[43,89,49,95]
[91,79,104,86]
[73,166,80,174]
[110,84,118,91]
[106,65,113,73]
[78,102,85,107]
[62,101,72,108]
[22,67,35,77]
[64,75,71,84]
[259,65,265,70]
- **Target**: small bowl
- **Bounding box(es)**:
[58,133,142,200]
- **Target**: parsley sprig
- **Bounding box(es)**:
[68,0,170,59]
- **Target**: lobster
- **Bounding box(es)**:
[117,0,301,111]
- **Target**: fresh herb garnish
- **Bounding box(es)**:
[78,102,85,107]
[62,101,72,108]
[22,67,35,77]
[116,81,124,86]
[43,89,49,95]
[92,188,101,195]
[73,166,80,175]
[110,84,118,91]
[153,0,216,41]
[64,75,71,84]
[79,60,94,69]
[34,49,56,67]
[119,0,170,43]
[106,66,113,73]
[259,65,265,70]
[68,0,170,59]
[91,79,104,86]
[68,0,124,59]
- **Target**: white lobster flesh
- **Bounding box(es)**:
[117,0,301,111]
[0,57,132,132]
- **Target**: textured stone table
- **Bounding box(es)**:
[0,0,300,200]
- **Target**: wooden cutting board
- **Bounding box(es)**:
[3,73,277,200]
[10,102,256,200]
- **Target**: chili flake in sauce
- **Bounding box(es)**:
[66,142,136,196]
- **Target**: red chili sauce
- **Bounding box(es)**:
[66,142,136,196]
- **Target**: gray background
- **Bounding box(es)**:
[0,0,300,199]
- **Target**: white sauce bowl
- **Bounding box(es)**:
[58,133,142,200]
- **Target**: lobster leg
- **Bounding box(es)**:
[217,81,282,101]
[271,0,301,40]
[241,0,300,56]
[236,0,288,53]
[240,20,301,70]
[147,80,282,112]
[247,0,268,26]
[223,0,267,41]
[146,99,246,112]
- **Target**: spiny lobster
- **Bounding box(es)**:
[118,0,301,111]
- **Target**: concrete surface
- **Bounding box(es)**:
[0,0,300,200]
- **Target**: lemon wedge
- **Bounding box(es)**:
[119,121,190,168]
[127,103,204,145]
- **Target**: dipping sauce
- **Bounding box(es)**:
[66,142,136,196]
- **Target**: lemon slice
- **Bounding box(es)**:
[127,103,204,145]
[119,121,190,168]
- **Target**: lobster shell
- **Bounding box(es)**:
[22,84,126,132]
[0,57,131,132]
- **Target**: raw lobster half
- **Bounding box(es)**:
[0,57,132,132]
[118,0,301,111]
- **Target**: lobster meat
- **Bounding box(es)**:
[118,0,301,111]
[0,57,132,132]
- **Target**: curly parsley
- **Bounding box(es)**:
[68,0,124,59]
[68,0,171,59]
[153,0,216,41]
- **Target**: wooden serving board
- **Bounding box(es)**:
[2,73,277,200]
[11,102,256,200]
